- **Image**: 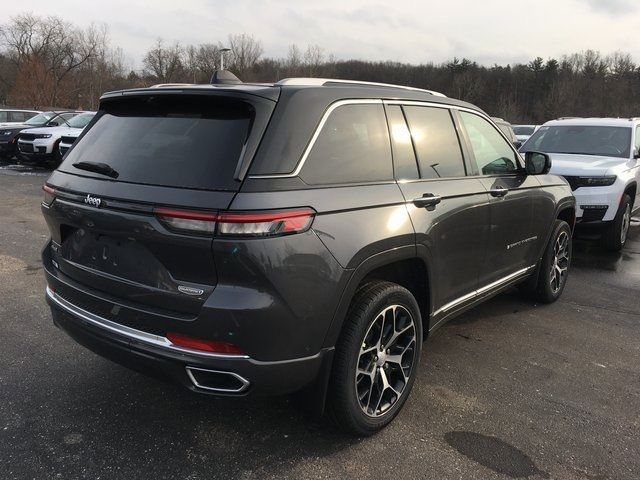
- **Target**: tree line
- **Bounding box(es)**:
[1,13,640,123]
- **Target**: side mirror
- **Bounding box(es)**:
[524,151,551,175]
[47,121,59,126]
[633,148,640,159]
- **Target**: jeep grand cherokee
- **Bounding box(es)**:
[41,77,575,435]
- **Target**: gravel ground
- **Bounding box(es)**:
[1,166,639,480]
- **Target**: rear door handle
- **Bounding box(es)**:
[489,186,509,197]
[413,193,442,208]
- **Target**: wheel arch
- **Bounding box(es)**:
[556,203,576,232]
[624,181,637,208]
[306,248,430,418]
[322,246,432,350]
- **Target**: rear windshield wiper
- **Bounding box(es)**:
[72,161,119,179]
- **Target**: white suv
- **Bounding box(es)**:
[17,112,95,162]
[521,117,639,250]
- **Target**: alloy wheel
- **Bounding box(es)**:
[621,204,631,245]
[355,305,417,418]
[550,230,570,293]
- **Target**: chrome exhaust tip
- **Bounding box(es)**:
[185,366,250,394]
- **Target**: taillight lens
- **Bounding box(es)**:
[166,332,245,355]
[154,208,217,234]
[217,208,315,237]
[42,184,56,205]
[154,207,315,237]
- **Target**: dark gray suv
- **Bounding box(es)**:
[41,77,576,435]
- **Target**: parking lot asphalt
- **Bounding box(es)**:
[1,165,639,480]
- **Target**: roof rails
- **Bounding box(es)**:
[150,83,192,88]
[276,78,447,97]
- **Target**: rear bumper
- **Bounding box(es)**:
[46,286,330,396]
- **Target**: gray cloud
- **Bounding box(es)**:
[4,0,640,67]
[584,0,638,15]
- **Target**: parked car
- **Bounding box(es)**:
[18,111,95,162]
[513,124,540,144]
[491,117,521,148]
[0,108,41,127]
[41,77,575,435]
[0,111,79,159]
[520,117,640,250]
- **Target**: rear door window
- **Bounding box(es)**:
[300,103,392,185]
[0,111,7,122]
[403,106,466,179]
[460,112,519,175]
[59,96,255,191]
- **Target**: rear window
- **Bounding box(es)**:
[59,95,254,191]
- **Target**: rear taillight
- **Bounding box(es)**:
[42,184,56,206]
[217,208,315,237]
[166,332,245,355]
[153,207,315,237]
[154,208,217,234]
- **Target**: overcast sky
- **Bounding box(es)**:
[5,0,640,68]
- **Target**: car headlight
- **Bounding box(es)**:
[576,176,617,187]
[1,130,12,136]
[34,134,53,139]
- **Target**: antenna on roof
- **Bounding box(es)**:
[209,47,242,85]
[210,70,242,85]
[219,48,231,71]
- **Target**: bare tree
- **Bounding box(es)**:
[227,34,263,78]
[1,13,100,107]
[286,44,302,75]
[303,44,324,76]
[143,39,184,84]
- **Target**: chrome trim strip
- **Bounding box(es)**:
[248,98,382,179]
[275,77,447,97]
[46,286,250,359]
[185,366,250,393]
[433,265,535,316]
[249,99,522,180]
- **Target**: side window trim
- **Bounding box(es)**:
[401,104,468,180]
[458,110,524,177]
[249,99,383,179]
[299,101,394,186]
[384,100,524,176]
[399,105,422,178]
[383,103,420,181]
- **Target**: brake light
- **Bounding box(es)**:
[153,207,316,237]
[217,208,315,237]
[166,332,245,355]
[154,207,217,234]
[42,184,56,205]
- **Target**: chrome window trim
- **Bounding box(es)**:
[185,366,250,393]
[432,265,535,316]
[46,286,250,359]
[249,99,523,180]
[391,101,524,169]
[248,98,383,179]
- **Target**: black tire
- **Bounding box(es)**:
[328,281,422,436]
[526,220,572,304]
[602,194,632,252]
